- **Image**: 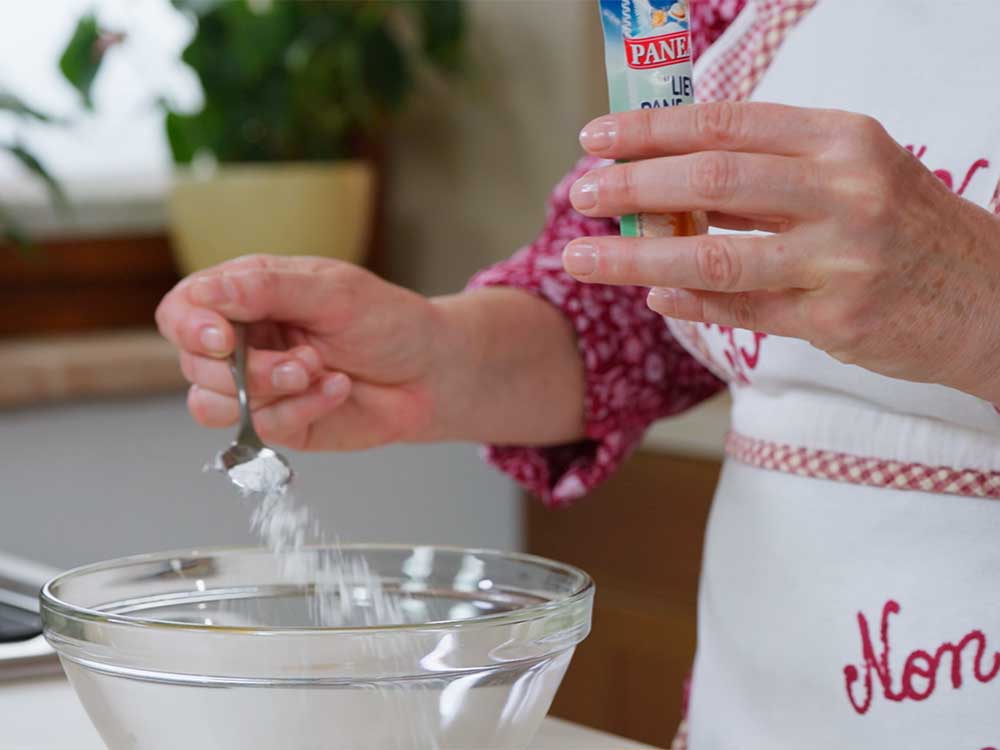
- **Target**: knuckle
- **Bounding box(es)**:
[807,299,865,354]
[690,152,737,202]
[840,171,895,225]
[693,102,744,148]
[694,237,741,291]
[606,242,638,279]
[187,387,213,426]
[228,267,278,309]
[323,258,362,285]
[637,109,657,149]
[257,405,307,450]
[320,262,365,308]
[615,165,640,207]
[729,292,757,330]
[846,113,887,147]
[828,329,866,365]
[283,430,310,452]
[833,113,891,163]
[230,253,274,270]
[178,353,196,383]
[254,408,281,440]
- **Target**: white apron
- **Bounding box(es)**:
[671,1,1000,746]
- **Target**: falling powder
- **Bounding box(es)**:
[218,451,405,627]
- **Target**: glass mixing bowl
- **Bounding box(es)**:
[40,545,593,750]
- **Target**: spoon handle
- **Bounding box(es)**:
[229,324,261,447]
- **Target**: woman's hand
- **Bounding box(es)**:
[156,256,446,451]
[156,255,585,451]
[563,102,1000,402]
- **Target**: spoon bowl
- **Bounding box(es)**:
[213,324,293,494]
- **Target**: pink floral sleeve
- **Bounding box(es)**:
[468,159,723,507]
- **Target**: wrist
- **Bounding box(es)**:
[420,288,586,446]
[414,293,488,443]
[943,212,1000,404]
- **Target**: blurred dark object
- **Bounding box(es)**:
[0,234,178,337]
[526,450,719,747]
[61,0,465,164]
[0,92,68,248]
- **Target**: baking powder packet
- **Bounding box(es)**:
[598,0,701,238]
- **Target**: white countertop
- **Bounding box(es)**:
[0,674,657,750]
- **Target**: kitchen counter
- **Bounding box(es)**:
[0,330,185,409]
[0,674,658,749]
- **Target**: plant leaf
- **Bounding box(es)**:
[0,203,32,251]
[361,23,410,114]
[0,91,60,123]
[164,0,465,164]
[3,143,68,211]
[413,0,465,72]
[218,1,298,85]
[59,13,113,109]
[165,108,223,163]
[165,111,200,164]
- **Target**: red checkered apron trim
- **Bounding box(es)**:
[725,432,1000,499]
[696,0,819,104]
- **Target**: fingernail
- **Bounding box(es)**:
[647,287,686,313]
[199,326,228,354]
[188,277,227,305]
[563,242,598,276]
[580,118,617,152]
[570,175,599,211]
[323,373,349,398]
[272,362,308,391]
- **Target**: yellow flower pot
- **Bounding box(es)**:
[167,160,375,274]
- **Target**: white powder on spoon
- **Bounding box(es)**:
[225,449,292,496]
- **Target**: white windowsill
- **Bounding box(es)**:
[5,174,169,239]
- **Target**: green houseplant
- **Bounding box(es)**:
[61,0,464,272]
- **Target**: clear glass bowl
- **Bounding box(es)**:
[40,545,594,750]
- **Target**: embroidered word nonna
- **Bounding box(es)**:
[843,600,1000,715]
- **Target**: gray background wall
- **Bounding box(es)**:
[0,395,520,569]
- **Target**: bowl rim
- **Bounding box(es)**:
[40,543,595,636]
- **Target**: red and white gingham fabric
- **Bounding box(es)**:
[696,0,817,103]
[726,432,1000,500]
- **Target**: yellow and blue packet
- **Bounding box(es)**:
[598,0,700,238]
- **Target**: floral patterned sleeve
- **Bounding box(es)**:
[468,158,724,507]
